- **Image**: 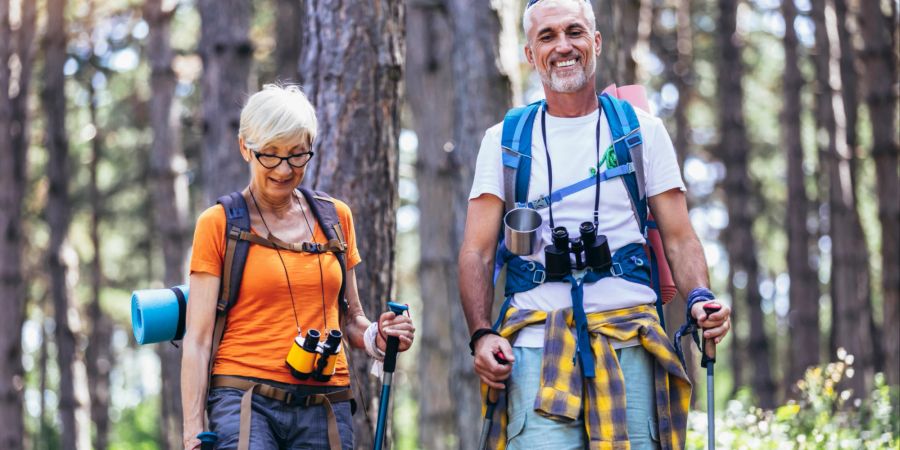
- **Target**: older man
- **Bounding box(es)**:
[458,0,731,448]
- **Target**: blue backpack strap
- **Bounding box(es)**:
[500,101,542,210]
[217,192,252,314]
[297,187,349,315]
[599,94,648,233]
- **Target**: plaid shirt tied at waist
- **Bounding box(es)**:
[481,304,692,450]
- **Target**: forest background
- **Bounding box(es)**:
[0,0,897,449]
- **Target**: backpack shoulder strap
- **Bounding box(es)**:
[217,192,252,313]
[297,187,349,315]
[500,101,542,212]
[599,93,648,233]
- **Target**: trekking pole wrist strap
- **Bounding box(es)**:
[469,328,501,355]
[686,287,716,324]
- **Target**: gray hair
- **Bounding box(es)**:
[522,0,596,37]
[239,84,318,151]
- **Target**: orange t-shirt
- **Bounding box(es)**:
[189,197,361,386]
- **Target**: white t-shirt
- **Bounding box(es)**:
[469,104,685,347]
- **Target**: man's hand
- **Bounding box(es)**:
[473,334,515,389]
[691,301,731,344]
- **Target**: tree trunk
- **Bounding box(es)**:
[43,0,81,447]
[594,0,618,87]
[146,1,190,448]
[811,0,876,397]
[672,0,693,167]
[859,0,899,389]
[299,1,403,447]
[0,0,33,445]
[782,0,819,388]
[716,0,776,409]
[82,76,114,450]
[727,265,745,396]
[406,2,456,449]
[275,0,303,83]
[198,0,253,204]
[593,0,647,87]
[445,1,513,447]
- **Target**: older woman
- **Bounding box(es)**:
[181,84,414,450]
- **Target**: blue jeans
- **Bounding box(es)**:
[506,346,660,450]
[207,384,353,449]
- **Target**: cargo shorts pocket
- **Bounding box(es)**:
[506,407,527,446]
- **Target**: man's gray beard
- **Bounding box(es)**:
[540,57,597,93]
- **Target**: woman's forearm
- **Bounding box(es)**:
[342,312,371,351]
[181,335,211,442]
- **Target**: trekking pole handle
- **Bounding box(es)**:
[487,351,510,404]
[382,302,409,373]
[701,303,721,364]
[197,432,217,450]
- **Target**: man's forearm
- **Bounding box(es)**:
[458,249,496,335]
[663,232,711,298]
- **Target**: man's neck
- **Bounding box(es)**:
[543,85,599,118]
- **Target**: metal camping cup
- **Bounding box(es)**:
[504,208,542,256]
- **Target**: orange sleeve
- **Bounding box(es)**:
[334,199,362,270]
[189,204,226,276]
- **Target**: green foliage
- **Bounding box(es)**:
[688,353,900,449]
[108,394,161,450]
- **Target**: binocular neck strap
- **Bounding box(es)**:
[539,105,604,230]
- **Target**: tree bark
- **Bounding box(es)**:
[716,0,776,409]
[43,0,80,447]
[82,77,114,450]
[811,0,876,397]
[0,2,26,447]
[145,1,190,448]
[858,0,899,389]
[275,0,303,83]
[782,0,819,388]
[405,1,456,449]
[0,0,34,445]
[672,0,693,167]
[593,0,647,87]
[445,1,513,447]
[198,0,253,204]
[299,1,403,447]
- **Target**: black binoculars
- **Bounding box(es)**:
[286,328,343,381]
[544,221,612,280]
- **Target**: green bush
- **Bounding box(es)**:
[687,350,899,449]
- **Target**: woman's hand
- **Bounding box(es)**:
[375,311,415,352]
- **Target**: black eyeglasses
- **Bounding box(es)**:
[253,150,315,169]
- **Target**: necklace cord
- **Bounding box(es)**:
[248,188,304,333]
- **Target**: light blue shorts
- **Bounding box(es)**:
[506,346,660,450]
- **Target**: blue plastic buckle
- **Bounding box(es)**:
[610,262,624,277]
[530,196,550,210]
[533,270,546,284]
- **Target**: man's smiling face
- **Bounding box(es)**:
[525,0,601,94]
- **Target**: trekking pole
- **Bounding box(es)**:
[700,303,722,450]
[477,352,510,450]
[373,302,409,450]
[197,431,217,450]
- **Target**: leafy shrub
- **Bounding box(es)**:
[686,350,899,449]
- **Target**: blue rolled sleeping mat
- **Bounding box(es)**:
[131,285,189,345]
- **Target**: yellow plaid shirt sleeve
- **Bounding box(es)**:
[482,304,692,450]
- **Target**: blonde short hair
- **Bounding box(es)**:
[239,84,318,151]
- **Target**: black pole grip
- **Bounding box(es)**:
[383,335,401,373]
[700,303,721,367]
